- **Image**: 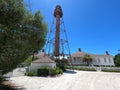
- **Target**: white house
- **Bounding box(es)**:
[30,54,56,73]
[71,48,115,67]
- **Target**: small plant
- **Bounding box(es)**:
[26,71,37,76]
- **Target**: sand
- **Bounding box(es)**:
[10,70,120,90]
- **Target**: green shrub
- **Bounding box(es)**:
[58,69,63,74]
[56,67,63,74]
[50,67,63,76]
[66,66,96,71]
[57,64,66,72]
[37,67,63,77]
[49,68,56,76]
[26,71,37,76]
[102,69,120,73]
[37,68,49,76]
[78,68,96,71]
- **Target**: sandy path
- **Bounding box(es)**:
[10,70,120,90]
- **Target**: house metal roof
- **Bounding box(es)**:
[32,56,55,63]
[72,51,113,58]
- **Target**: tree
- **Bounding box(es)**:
[0,0,47,74]
[24,56,39,66]
[114,53,120,67]
[83,54,92,66]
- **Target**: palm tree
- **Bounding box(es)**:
[83,54,92,66]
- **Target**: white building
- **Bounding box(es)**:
[30,53,56,73]
[71,49,115,67]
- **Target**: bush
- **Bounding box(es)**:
[26,71,37,76]
[56,67,63,74]
[37,68,49,76]
[57,64,66,72]
[37,67,63,77]
[78,68,96,71]
[58,69,63,74]
[50,67,63,76]
[66,66,96,71]
[49,68,56,76]
[102,69,120,73]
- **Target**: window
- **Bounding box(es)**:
[104,58,106,63]
[109,58,111,63]
[98,58,100,63]
[79,57,82,60]
[74,57,76,62]
[74,57,76,60]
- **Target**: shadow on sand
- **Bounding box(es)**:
[65,70,77,74]
[0,84,26,90]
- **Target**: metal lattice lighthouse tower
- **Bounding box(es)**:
[45,5,71,61]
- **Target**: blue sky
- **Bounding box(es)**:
[25,0,120,56]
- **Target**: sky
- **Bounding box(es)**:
[24,0,120,56]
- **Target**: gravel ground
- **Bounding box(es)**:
[10,70,120,90]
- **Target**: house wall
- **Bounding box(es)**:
[29,63,56,73]
[71,56,115,66]
[92,56,115,66]
[71,57,86,65]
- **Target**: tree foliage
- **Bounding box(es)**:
[24,56,39,66]
[114,53,120,67]
[0,0,47,74]
[83,54,92,66]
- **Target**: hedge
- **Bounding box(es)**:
[37,68,49,76]
[67,66,96,71]
[37,67,63,76]
[102,69,120,73]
